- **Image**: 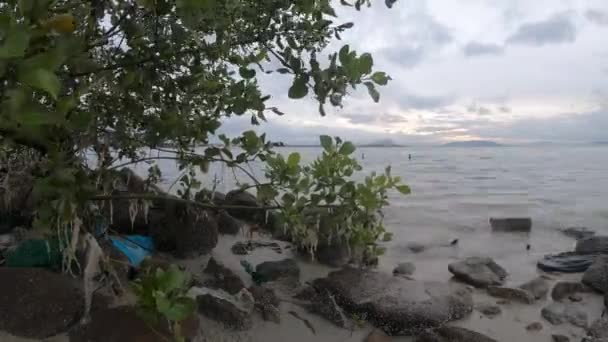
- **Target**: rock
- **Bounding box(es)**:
[448,257,508,288]
[407,242,427,253]
[149,203,218,258]
[217,210,242,235]
[224,190,262,221]
[588,317,608,339]
[394,262,416,276]
[249,285,281,323]
[69,306,200,342]
[256,259,300,282]
[308,288,349,328]
[487,286,535,304]
[70,307,167,342]
[249,285,280,308]
[366,329,392,342]
[583,255,608,293]
[416,326,497,342]
[569,294,583,302]
[0,268,83,339]
[541,303,588,328]
[476,303,502,317]
[552,335,570,342]
[315,242,352,268]
[261,303,281,323]
[526,322,543,331]
[204,257,245,295]
[489,217,532,232]
[293,285,318,301]
[312,267,473,335]
[519,276,550,299]
[576,236,608,254]
[192,287,255,330]
[562,227,596,240]
[231,241,249,255]
[552,281,592,301]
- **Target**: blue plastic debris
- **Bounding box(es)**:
[109,235,154,267]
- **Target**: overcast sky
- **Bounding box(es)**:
[221,0,608,145]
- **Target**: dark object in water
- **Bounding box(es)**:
[408,154,412,160]
[490,217,532,232]
[450,239,459,246]
[537,252,597,273]
[526,244,531,251]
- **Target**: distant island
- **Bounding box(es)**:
[442,140,503,147]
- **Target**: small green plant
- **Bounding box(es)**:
[262,136,410,256]
[131,265,196,342]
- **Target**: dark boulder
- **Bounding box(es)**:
[448,257,508,288]
[541,302,588,327]
[487,286,535,304]
[149,203,218,258]
[0,268,83,339]
[193,287,255,330]
[256,259,300,282]
[315,242,352,268]
[551,334,570,342]
[217,210,242,235]
[204,257,245,295]
[312,267,473,335]
[551,281,592,301]
[307,288,349,328]
[69,306,199,342]
[416,326,498,342]
[476,303,501,318]
[224,190,262,221]
[583,255,608,293]
[576,236,608,254]
[249,285,281,323]
[562,227,595,240]
[519,276,550,300]
[489,217,532,232]
[393,262,416,277]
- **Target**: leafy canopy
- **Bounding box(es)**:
[0,0,405,255]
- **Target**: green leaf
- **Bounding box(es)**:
[339,142,356,155]
[396,185,411,194]
[164,298,196,322]
[18,109,62,126]
[364,82,379,103]
[339,45,350,65]
[0,28,30,59]
[288,76,308,99]
[320,135,333,151]
[382,232,393,242]
[371,72,390,85]
[358,53,373,75]
[287,152,301,167]
[20,69,61,100]
[239,67,256,79]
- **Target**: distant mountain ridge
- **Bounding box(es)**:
[442,140,503,147]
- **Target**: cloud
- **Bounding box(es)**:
[586,9,608,26]
[499,106,511,113]
[378,1,453,69]
[342,113,408,125]
[395,93,454,111]
[466,103,493,115]
[506,12,577,46]
[463,42,505,57]
[471,108,608,142]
